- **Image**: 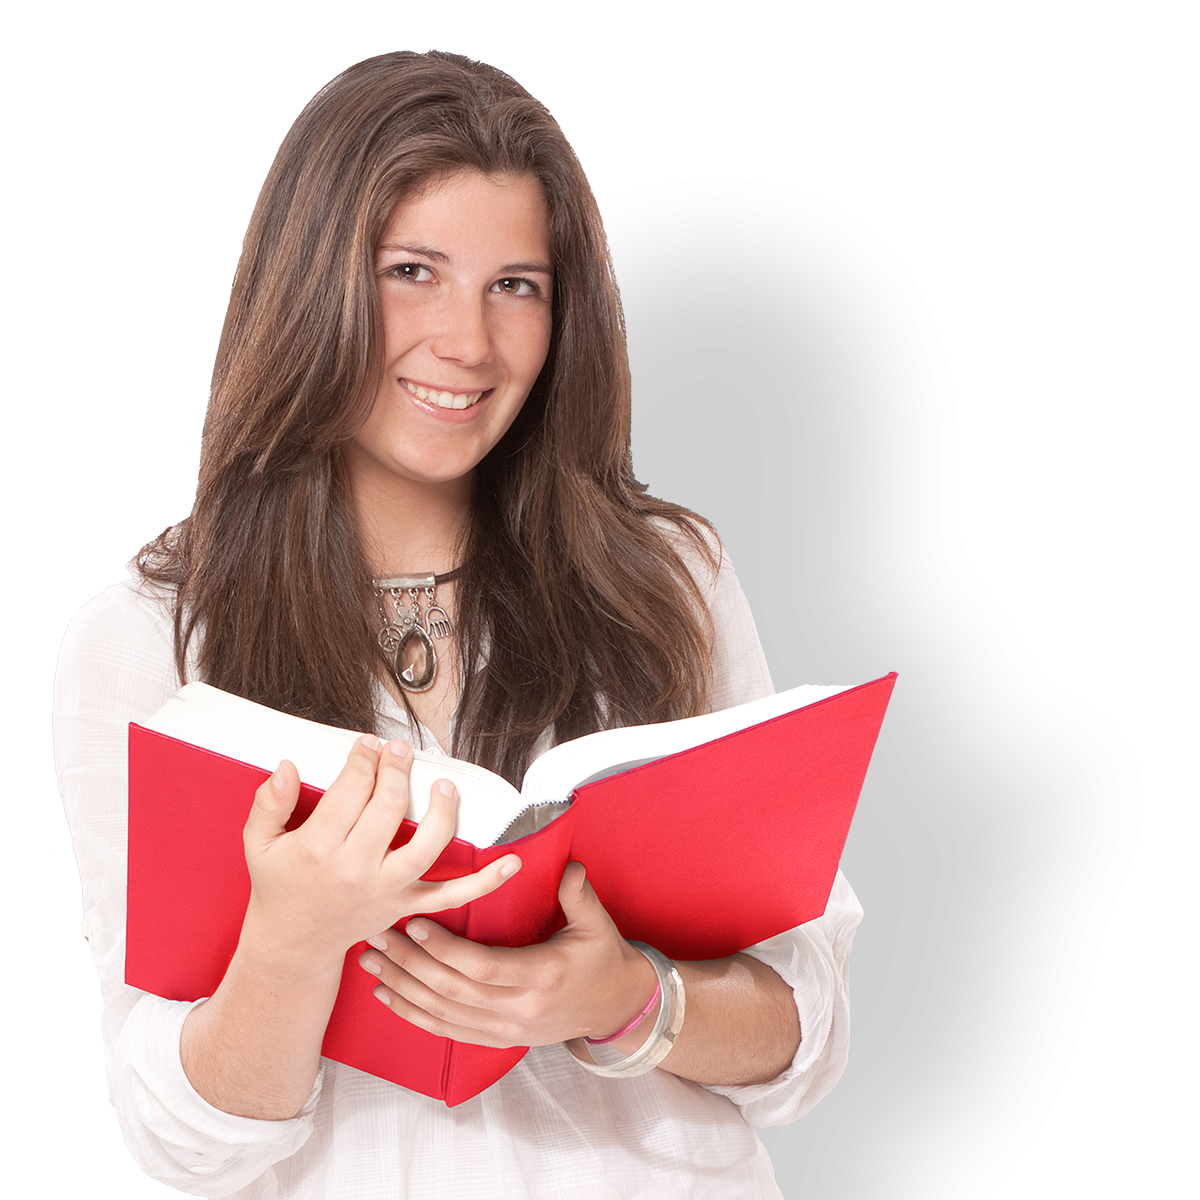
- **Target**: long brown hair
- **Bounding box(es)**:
[139,50,715,783]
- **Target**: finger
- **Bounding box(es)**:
[395,778,460,877]
[357,940,523,1047]
[403,853,522,914]
[243,759,301,852]
[401,916,529,987]
[368,977,521,1049]
[304,735,383,838]
[360,926,492,1003]
[346,738,414,852]
[557,862,611,934]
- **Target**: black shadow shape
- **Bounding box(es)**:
[600,180,1142,1200]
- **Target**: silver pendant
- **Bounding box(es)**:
[425,604,453,640]
[374,573,454,694]
[378,624,405,655]
[393,624,437,692]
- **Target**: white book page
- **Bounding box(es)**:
[518,683,852,805]
[144,683,525,847]
[145,681,855,848]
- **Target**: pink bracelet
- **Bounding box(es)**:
[584,980,663,1045]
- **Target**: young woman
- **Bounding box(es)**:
[54,51,862,1199]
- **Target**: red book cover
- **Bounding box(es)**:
[126,672,895,1105]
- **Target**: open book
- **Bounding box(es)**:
[127,672,896,1105]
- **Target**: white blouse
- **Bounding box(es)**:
[53,544,862,1199]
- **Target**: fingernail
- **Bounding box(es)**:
[388,739,411,757]
[360,734,381,751]
[500,857,521,879]
[359,955,381,976]
[436,779,455,797]
[407,920,429,942]
[374,986,392,1006]
[269,765,286,794]
[366,934,388,951]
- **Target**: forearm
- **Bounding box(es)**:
[609,952,800,1087]
[180,905,345,1120]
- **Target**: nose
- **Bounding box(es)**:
[430,291,493,368]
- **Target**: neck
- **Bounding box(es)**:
[350,466,471,577]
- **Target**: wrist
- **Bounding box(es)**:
[238,893,352,986]
[587,979,661,1047]
[565,943,687,1078]
[596,942,662,1053]
[607,993,663,1056]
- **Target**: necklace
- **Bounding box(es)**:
[373,568,461,694]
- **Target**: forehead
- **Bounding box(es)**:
[377,171,552,262]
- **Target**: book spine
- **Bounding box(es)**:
[437,808,581,1104]
[437,842,484,1100]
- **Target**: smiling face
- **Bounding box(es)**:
[347,170,554,512]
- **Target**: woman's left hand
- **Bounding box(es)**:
[357,861,659,1049]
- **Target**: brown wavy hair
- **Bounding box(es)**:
[139,50,715,784]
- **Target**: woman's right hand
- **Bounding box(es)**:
[240,735,521,962]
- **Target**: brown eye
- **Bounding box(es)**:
[389,263,433,283]
[493,277,537,297]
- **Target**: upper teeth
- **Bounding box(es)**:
[402,379,484,410]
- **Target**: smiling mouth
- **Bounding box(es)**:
[402,379,486,411]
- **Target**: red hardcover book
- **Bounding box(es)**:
[127,672,895,1105]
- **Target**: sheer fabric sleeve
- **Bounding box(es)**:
[53,580,321,1195]
[692,536,864,1127]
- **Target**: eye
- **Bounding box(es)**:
[492,276,541,297]
[385,262,435,283]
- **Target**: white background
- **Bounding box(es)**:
[4,3,1195,1196]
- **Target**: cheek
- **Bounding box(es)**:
[377,288,430,355]
[518,313,553,385]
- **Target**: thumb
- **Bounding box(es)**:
[558,861,603,928]
[243,759,301,851]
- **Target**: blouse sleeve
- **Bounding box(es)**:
[690,533,865,1127]
[53,579,322,1195]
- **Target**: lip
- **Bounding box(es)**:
[400,377,493,421]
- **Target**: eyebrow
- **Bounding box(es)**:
[376,242,553,275]
[377,242,449,263]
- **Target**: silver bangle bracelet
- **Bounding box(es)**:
[564,942,685,1078]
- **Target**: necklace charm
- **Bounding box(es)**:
[373,570,459,694]
[425,592,454,640]
[393,622,437,692]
